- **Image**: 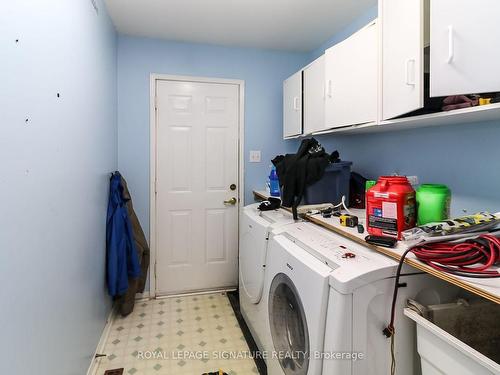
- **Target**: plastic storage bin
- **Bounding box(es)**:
[302,161,352,205]
[404,300,500,375]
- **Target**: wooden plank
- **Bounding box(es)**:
[253,190,271,201]
[306,214,500,305]
[252,190,500,304]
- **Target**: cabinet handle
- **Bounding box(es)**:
[293,97,300,111]
[327,80,333,98]
[405,59,416,86]
[447,25,454,64]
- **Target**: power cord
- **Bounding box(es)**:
[411,234,500,278]
[383,248,412,375]
[332,195,351,215]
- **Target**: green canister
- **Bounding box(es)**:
[416,184,451,225]
[365,180,376,191]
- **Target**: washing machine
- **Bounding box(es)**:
[264,222,459,375]
[239,203,295,354]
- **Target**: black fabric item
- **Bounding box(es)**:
[258,197,281,211]
[115,176,150,317]
[349,172,368,209]
[272,138,334,219]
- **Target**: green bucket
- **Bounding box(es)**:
[416,184,451,225]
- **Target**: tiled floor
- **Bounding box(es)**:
[96,293,259,375]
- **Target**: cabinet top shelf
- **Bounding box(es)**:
[311,103,500,136]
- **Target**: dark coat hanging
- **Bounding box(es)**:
[106,172,141,298]
[115,176,150,316]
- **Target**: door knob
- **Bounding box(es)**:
[224,197,237,205]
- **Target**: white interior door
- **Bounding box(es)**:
[381,0,424,120]
[303,55,325,134]
[283,71,303,138]
[430,0,500,96]
[155,79,240,295]
[325,21,378,128]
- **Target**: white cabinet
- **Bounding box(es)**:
[430,0,500,97]
[325,21,378,128]
[382,0,500,120]
[303,55,325,135]
[283,0,500,137]
[283,71,303,138]
[381,0,424,120]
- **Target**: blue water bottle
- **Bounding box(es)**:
[269,166,280,197]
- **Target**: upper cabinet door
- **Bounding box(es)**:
[382,0,424,120]
[303,55,325,135]
[325,21,378,128]
[283,71,303,138]
[430,0,500,97]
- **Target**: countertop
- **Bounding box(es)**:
[253,190,500,304]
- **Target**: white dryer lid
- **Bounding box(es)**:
[273,222,399,294]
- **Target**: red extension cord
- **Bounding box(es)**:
[412,234,500,278]
[384,233,500,375]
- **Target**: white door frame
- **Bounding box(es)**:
[149,73,245,297]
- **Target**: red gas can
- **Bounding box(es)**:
[366,176,416,240]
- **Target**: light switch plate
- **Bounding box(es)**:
[249,150,261,163]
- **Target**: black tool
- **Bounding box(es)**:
[258,197,281,211]
[365,235,397,248]
[357,224,364,234]
[321,207,333,218]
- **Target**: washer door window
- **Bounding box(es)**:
[269,273,309,375]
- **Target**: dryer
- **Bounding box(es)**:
[264,222,458,375]
[239,203,295,354]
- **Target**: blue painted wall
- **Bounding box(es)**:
[313,122,500,215]
[0,1,117,374]
[300,5,500,216]
[117,36,307,237]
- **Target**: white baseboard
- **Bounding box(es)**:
[86,306,116,375]
[154,287,237,299]
[135,291,151,300]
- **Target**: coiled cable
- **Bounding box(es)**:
[384,233,500,375]
[411,234,500,278]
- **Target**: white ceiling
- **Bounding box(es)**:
[104,0,376,52]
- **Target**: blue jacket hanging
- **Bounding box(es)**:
[106,172,141,297]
